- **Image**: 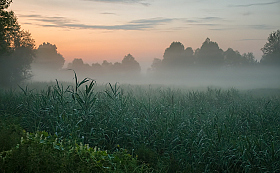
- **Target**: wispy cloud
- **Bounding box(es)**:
[100,12,117,15]
[249,24,273,30]
[183,17,223,23]
[19,14,246,32]
[18,15,175,30]
[209,28,232,31]
[229,1,280,7]
[83,0,150,6]
[237,38,266,41]
[201,17,223,21]
[129,18,174,25]
[181,17,224,27]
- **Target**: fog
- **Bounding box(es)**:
[29,65,279,91]
[29,38,280,90]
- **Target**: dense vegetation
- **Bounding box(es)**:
[1,77,279,172]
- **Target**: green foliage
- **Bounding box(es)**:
[162,42,194,68]
[195,38,224,66]
[0,0,12,10]
[0,131,148,173]
[0,1,35,87]
[0,116,24,152]
[1,79,280,172]
[261,30,280,66]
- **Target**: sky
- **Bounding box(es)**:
[9,0,280,71]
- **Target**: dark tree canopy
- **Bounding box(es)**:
[0,0,12,10]
[121,54,141,74]
[162,42,194,68]
[67,58,91,72]
[101,60,113,72]
[224,48,256,66]
[148,38,260,73]
[0,1,35,87]
[195,38,224,66]
[163,42,185,64]
[162,42,193,68]
[33,42,65,70]
[224,48,242,66]
[242,52,257,65]
[260,30,280,66]
[150,58,162,72]
[66,54,141,77]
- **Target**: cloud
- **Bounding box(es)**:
[200,17,223,21]
[100,12,117,15]
[229,1,280,7]
[237,38,266,41]
[18,15,175,30]
[129,18,174,25]
[249,24,273,30]
[182,17,223,23]
[83,0,150,6]
[19,14,229,31]
[189,23,219,26]
[181,17,224,27]
[208,28,232,31]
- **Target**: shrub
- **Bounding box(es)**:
[0,115,24,152]
[0,131,149,173]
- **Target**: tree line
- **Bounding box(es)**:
[31,42,141,78]
[148,35,279,73]
[0,0,279,87]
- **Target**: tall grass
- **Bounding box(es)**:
[0,77,279,172]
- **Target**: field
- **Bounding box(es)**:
[1,77,280,172]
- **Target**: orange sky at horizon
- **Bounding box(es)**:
[10,0,280,71]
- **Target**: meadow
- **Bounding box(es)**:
[0,76,280,172]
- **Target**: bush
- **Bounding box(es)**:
[0,131,149,173]
[0,115,24,152]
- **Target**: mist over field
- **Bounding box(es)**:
[29,38,280,90]
[30,65,280,90]
[1,1,280,172]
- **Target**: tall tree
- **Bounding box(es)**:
[121,54,141,74]
[33,42,65,70]
[0,0,35,87]
[241,52,257,65]
[149,58,162,72]
[162,42,194,69]
[195,38,224,66]
[67,58,90,70]
[260,30,280,66]
[0,0,13,53]
[224,48,242,66]
[224,48,256,66]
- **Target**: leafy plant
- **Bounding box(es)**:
[0,131,149,173]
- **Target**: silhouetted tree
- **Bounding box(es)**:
[241,52,257,65]
[33,42,65,70]
[162,42,194,69]
[224,48,256,67]
[101,60,113,73]
[260,30,280,66]
[195,38,224,66]
[67,58,92,73]
[224,48,243,66]
[112,62,122,73]
[149,58,162,72]
[91,62,102,73]
[0,0,35,87]
[185,47,194,62]
[121,54,141,74]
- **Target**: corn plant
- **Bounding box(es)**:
[1,79,280,172]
